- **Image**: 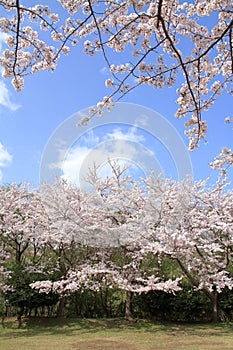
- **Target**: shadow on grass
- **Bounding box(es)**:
[1,317,233,340]
[158,322,233,338]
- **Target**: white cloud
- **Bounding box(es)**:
[61,143,134,187]
[0,142,12,182]
[59,126,156,187]
[82,129,100,146]
[104,126,145,143]
[0,32,21,112]
[0,80,21,111]
[0,143,12,166]
[61,145,91,184]
[0,32,8,52]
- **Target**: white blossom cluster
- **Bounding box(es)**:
[0,0,233,148]
[0,163,233,304]
[210,147,233,177]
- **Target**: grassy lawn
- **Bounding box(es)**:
[0,317,233,350]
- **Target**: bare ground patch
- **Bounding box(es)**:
[72,338,138,350]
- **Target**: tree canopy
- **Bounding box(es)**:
[0,164,233,321]
[0,0,233,154]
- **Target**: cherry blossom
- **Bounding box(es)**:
[137,174,233,321]
[0,163,232,321]
[0,1,232,148]
[30,163,182,299]
[0,183,47,292]
[210,147,233,177]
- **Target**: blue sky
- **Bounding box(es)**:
[0,24,232,188]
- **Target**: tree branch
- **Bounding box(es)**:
[12,0,21,77]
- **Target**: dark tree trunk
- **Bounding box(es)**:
[56,297,66,317]
[125,290,133,320]
[17,306,24,328]
[17,314,23,328]
[211,289,219,323]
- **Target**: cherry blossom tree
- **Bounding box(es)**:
[0,165,232,321]
[138,174,233,322]
[0,0,233,149]
[30,163,182,318]
[86,162,182,294]
[0,183,45,265]
[0,183,52,322]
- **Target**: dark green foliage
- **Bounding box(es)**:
[218,288,233,322]
[65,288,125,318]
[4,260,233,322]
[3,265,233,322]
[0,292,6,320]
[5,263,59,318]
[133,286,212,322]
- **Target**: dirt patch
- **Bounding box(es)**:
[72,338,138,350]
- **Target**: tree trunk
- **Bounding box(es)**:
[211,289,219,323]
[17,307,24,328]
[1,315,5,328]
[125,290,133,320]
[56,297,66,317]
[17,314,23,328]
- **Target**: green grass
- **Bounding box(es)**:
[1,317,233,350]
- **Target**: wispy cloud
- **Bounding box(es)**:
[61,145,92,184]
[59,126,154,186]
[0,142,12,182]
[0,80,21,111]
[0,32,8,52]
[0,32,21,112]
[100,66,108,75]
[103,126,145,143]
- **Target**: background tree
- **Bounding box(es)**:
[138,174,233,322]
[0,167,232,321]
[0,184,56,324]
[30,163,182,319]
